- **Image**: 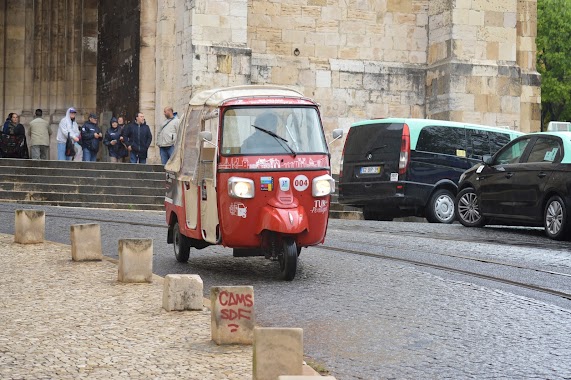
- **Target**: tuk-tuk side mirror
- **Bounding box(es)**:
[483,154,493,165]
[199,131,213,142]
[329,129,344,146]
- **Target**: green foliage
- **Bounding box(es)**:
[537,0,571,125]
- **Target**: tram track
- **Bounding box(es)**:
[2,207,570,301]
[315,244,571,301]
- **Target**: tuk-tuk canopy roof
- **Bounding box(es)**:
[188,85,310,107]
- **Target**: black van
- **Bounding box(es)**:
[338,118,522,223]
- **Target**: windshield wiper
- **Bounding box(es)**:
[251,124,297,157]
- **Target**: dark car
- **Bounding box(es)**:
[455,132,571,240]
[338,118,522,223]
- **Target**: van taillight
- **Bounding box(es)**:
[399,123,410,175]
[339,128,351,179]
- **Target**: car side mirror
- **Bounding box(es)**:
[329,129,344,146]
[483,155,493,165]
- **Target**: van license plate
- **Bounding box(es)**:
[360,166,381,174]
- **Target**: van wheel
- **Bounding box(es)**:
[173,221,191,262]
[544,195,570,240]
[278,238,297,281]
[455,188,486,227]
[426,189,455,224]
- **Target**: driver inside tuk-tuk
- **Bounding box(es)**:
[241,112,288,154]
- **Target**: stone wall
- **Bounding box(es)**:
[1,0,540,167]
[425,0,540,131]
[152,0,538,169]
[0,0,98,160]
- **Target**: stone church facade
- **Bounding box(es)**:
[0,0,540,167]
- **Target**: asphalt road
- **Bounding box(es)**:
[1,203,571,379]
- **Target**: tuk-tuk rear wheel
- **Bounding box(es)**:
[278,238,297,281]
[173,221,191,263]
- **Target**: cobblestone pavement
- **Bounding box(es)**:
[0,233,252,380]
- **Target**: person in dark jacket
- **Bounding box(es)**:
[80,113,103,162]
[103,117,127,163]
[1,113,29,159]
[123,112,152,164]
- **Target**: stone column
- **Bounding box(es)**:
[4,0,27,115]
[517,0,541,132]
[22,0,35,120]
[139,0,157,162]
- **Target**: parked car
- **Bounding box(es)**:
[455,132,571,240]
[338,118,522,223]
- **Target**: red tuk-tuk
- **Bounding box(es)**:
[165,85,342,280]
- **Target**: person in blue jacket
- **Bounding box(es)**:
[80,113,103,162]
[123,112,152,164]
[103,117,127,163]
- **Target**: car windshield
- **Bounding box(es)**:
[221,106,327,155]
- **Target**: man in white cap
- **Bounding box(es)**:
[56,107,80,161]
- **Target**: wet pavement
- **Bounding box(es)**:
[1,204,571,379]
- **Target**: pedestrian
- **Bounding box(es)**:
[1,112,29,159]
[28,109,52,160]
[156,106,181,165]
[117,116,129,162]
[103,117,127,163]
[56,107,80,161]
[80,113,103,162]
[123,112,152,164]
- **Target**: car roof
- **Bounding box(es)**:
[350,118,523,149]
[351,117,523,135]
[525,131,571,163]
[188,85,309,106]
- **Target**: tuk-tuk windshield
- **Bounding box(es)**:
[221,107,327,155]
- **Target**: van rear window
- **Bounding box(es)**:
[343,123,404,157]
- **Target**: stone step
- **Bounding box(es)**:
[0,182,163,197]
[0,165,164,180]
[0,199,164,211]
[329,201,360,212]
[0,190,163,206]
[0,158,165,173]
[329,209,363,220]
[2,174,164,187]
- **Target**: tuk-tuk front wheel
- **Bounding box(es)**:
[278,238,297,281]
[173,221,191,263]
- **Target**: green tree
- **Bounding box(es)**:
[537,0,571,128]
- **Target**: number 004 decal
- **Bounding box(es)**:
[293,175,309,191]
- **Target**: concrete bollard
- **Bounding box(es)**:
[210,286,254,345]
[117,239,153,283]
[70,223,103,261]
[162,274,203,311]
[253,327,303,380]
[14,209,45,244]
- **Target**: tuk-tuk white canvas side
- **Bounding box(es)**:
[165,107,202,183]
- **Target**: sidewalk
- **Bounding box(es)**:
[0,233,251,379]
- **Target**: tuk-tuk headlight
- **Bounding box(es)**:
[228,177,254,199]
[312,174,335,197]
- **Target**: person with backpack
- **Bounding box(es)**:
[80,113,103,162]
[156,106,180,165]
[56,107,80,161]
[103,117,127,163]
